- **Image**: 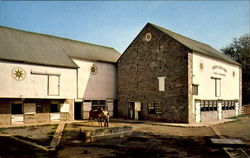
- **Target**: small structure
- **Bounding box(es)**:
[117,23,242,123]
[0,26,120,126]
[81,126,133,143]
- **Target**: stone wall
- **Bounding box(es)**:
[188,52,195,123]
[222,110,235,118]
[243,105,250,115]
[117,23,190,123]
[24,113,50,124]
[200,111,218,122]
[0,114,11,125]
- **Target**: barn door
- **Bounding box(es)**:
[48,75,60,96]
[195,101,201,123]
[134,102,141,120]
[11,103,24,124]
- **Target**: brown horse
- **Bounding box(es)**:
[89,107,109,127]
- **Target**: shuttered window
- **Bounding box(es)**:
[24,103,36,114]
[148,102,162,114]
[192,84,198,95]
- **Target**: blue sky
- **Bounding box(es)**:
[0,1,249,54]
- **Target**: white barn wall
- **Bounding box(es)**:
[192,52,240,101]
[0,61,77,99]
[73,59,117,100]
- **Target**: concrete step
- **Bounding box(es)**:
[211,138,246,147]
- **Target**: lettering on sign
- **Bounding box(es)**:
[212,65,227,72]
[212,65,227,76]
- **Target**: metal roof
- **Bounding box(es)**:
[149,23,240,66]
[0,26,121,68]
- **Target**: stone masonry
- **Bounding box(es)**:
[117,23,192,123]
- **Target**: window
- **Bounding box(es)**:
[148,102,155,114]
[91,100,106,110]
[50,104,59,113]
[200,100,217,112]
[11,103,23,114]
[212,77,221,97]
[148,102,161,114]
[157,77,166,91]
[192,84,198,95]
[36,104,43,113]
[155,102,162,114]
[99,100,107,110]
[92,100,99,110]
[222,100,235,110]
[200,101,205,112]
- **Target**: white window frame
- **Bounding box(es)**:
[212,77,221,97]
[157,76,166,91]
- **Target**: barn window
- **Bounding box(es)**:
[148,102,155,114]
[50,104,60,113]
[192,84,198,95]
[92,100,99,110]
[157,77,166,91]
[155,102,162,114]
[48,75,60,96]
[222,100,235,110]
[91,100,106,110]
[148,102,161,114]
[11,103,23,114]
[36,104,43,113]
[212,77,221,97]
[200,101,205,112]
[200,100,218,112]
[99,100,106,110]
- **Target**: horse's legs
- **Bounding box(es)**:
[100,118,103,127]
[98,118,101,127]
[106,116,109,127]
[106,118,109,127]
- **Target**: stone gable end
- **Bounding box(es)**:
[117,23,191,123]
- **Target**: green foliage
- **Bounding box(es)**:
[221,34,250,104]
[229,114,250,120]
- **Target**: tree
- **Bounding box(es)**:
[221,34,250,105]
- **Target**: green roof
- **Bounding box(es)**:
[0,26,120,68]
[149,23,240,66]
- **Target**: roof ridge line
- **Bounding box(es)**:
[147,22,240,66]
[0,25,115,50]
[148,22,211,47]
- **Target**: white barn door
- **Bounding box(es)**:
[48,75,59,96]
[195,101,201,123]
[134,102,141,120]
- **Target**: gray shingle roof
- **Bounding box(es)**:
[0,26,121,68]
[149,23,240,66]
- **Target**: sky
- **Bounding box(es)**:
[0,1,249,54]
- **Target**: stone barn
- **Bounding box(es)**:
[117,23,242,123]
[0,26,120,125]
